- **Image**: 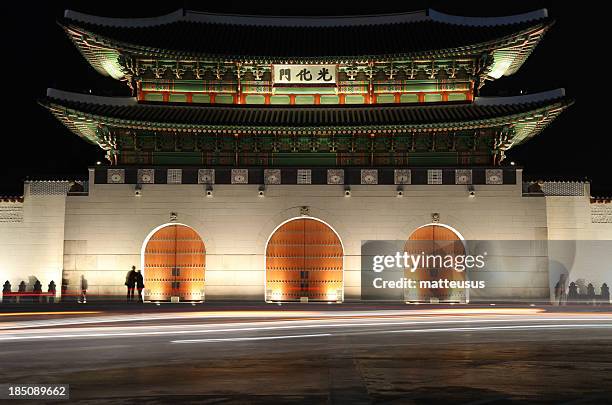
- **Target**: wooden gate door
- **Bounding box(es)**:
[405,225,465,303]
[266,218,343,302]
[144,224,205,301]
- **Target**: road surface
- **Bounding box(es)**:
[1,305,611,403]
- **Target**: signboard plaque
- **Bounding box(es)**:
[272,64,337,85]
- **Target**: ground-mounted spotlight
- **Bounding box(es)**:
[258,185,265,197]
[344,186,351,197]
[134,183,142,197]
[205,185,213,198]
[396,186,404,198]
[467,185,476,198]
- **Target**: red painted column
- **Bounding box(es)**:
[289,95,296,105]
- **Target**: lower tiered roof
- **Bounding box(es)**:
[42,88,571,149]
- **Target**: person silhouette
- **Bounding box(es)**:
[568,282,578,304]
[587,283,596,305]
[554,274,567,306]
[601,283,610,304]
[125,266,137,302]
[79,274,88,303]
[135,270,145,303]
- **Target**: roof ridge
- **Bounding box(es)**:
[474,89,565,106]
[63,8,548,28]
[46,88,137,106]
[429,9,548,27]
[0,196,24,202]
[591,197,612,203]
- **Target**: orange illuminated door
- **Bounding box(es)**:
[405,225,465,303]
[266,218,343,302]
[144,225,205,301]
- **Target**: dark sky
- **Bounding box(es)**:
[1,1,608,195]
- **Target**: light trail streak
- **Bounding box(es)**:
[0,311,101,317]
[172,333,331,344]
[0,308,585,331]
[0,315,610,342]
[167,324,612,344]
[389,324,612,334]
[0,308,544,330]
[4,315,611,336]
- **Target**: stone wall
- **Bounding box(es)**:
[0,183,67,296]
[61,169,551,301]
[545,186,612,301]
[10,173,610,303]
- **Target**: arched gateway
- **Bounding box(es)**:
[142,224,206,302]
[405,224,467,303]
[266,218,343,302]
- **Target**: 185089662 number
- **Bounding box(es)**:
[1,384,69,400]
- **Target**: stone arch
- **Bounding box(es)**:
[141,223,206,302]
[405,223,467,303]
[265,217,343,302]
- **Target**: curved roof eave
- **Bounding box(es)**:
[61,18,552,80]
[41,88,572,148]
[475,89,565,106]
[46,87,567,108]
[63,8,548,28]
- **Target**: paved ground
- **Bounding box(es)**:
[1,305,611,404]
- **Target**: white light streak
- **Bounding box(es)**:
[171,333,331,344]
[0,317,609,342]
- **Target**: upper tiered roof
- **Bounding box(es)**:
[44,8,570,167]
[61,8,552,74]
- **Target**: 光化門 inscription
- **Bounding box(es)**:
[273,64,336,85]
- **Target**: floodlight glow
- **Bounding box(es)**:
[489,58,512,79]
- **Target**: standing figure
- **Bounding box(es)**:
[601,283,610,305]
[559,274,568,306]
[125,266,137,302]
[568,282,578,304]
[554,274,568,306]
[61,276,69,303]
[79,275,88,303]
[554,280,562,306]
[135,270,145,303]
[587,283,596,305]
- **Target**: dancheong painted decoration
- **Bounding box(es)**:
[41,8,571,169]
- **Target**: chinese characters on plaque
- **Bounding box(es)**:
[273,64,337,85]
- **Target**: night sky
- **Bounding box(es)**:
[1,1,608,196]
